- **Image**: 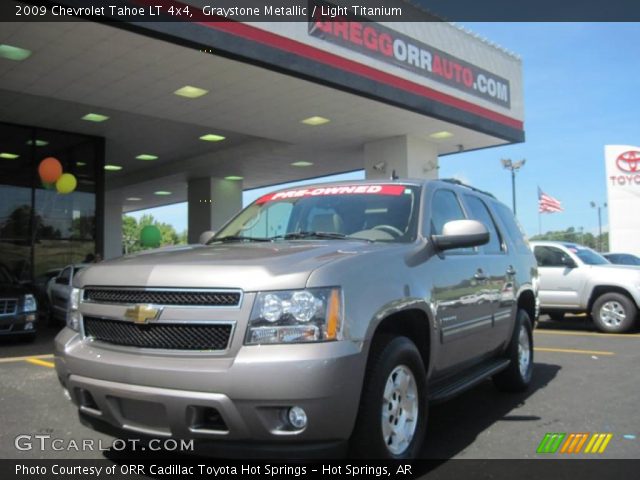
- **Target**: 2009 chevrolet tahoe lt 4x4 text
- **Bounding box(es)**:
[55,179,539,458]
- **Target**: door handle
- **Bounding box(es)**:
[474,270,487,281]
[506,265,516,276]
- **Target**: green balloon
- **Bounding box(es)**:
[140,225,161,248]
[41,181,55,190]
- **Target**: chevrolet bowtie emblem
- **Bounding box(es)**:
[124,305,162,324]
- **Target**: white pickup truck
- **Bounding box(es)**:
[531,241,640,333]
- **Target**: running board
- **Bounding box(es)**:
[428,358,510,404]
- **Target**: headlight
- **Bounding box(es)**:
[245,288,342,345]
[66,288,82,332]
[69,288,82,311]
[20,294,37,313]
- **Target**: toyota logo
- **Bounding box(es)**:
[616,150,640,172]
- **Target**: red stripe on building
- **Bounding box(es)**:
[131,0,523,131]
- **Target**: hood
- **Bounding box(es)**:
[0,283,29,296]
[592,264,640,272]
[76,241,382,291]
[588,263,640,282]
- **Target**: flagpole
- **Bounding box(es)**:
[538,210,541,236]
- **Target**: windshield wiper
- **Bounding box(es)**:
[208,235,271,244]
[272,231,373,242]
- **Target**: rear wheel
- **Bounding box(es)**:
[350,336,427,459]
[493,309,534,392]
[592,292,637,333]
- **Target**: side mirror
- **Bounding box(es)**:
[199,230,216,244]
[560,254,577,268]
[432,220,489,251]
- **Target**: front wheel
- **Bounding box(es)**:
[493,309,534,392]
[592,293,637,333]
[350,336,427,459]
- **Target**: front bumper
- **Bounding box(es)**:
[54,328,366,446]
[0,312,37,336]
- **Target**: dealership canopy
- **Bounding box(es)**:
[0,0,524,259]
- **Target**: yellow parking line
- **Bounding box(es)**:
[24,358,55,368]
[0,353,54,364]
[536,330,640,339]
[535,347,614,356]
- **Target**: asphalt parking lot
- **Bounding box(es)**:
[0,316,638,460]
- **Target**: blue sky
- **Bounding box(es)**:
[130,23,639,238]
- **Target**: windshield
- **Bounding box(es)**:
[567,245,610,265]
[0,265,16,284]
[213,184,421,243]
[608,254,640,266]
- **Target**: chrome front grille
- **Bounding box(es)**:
[0,298,18,316]
[83,317,233,351]
[83,288,241,307]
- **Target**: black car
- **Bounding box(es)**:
[603,252,640,266]
[0,264,38,340]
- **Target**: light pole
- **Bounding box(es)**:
[590,201,607,251]
[501,158,526,215]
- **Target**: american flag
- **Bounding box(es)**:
[538,187,563,213]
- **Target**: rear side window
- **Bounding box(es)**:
[430,189,466,235]
[492,202,530,254]
[464,195,504,254]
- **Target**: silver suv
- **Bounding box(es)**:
[55,179,538,458]
[531,241,640,333]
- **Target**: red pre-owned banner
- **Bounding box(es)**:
[256,184,406,204]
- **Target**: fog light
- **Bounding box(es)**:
[24,322,34,330]
[66,310,82,332]
[288,406,307,429]
[62,388,71,401]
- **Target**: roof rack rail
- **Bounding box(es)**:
[439,178,496,199]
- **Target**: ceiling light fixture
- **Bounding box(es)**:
[82,113,109,122]
[126,197,142,201]
[0,152,19,159]
[104,165,122,171]
[26,139,48,147]
[174,85,208,98]
[199,134,226,142]
[291,161,314,167]
[0,44,32,61]
[135,154,158,161]
[154,191,172,196]
[429,131,453,139]
[301,116,330,126]
[224,176,243,181]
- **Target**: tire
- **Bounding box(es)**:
[21,332,36,343]
[350,335,427,459]
[592,292,637,333]
[493,310,534,392]
[548,312,565,322]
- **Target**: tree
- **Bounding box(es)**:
[121,214,187,254]
[530,227,609,252]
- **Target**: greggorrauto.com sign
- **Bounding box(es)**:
[308,1,511,107]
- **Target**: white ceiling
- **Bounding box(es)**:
[0,19,508,211]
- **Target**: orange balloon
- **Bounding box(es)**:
[38,157,63,183]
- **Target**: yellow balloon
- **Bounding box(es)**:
[56,173,77,194]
